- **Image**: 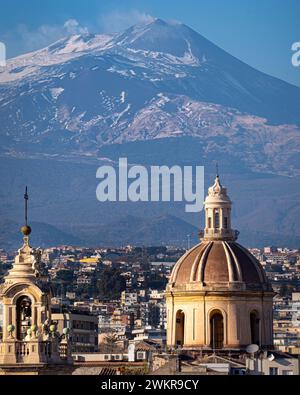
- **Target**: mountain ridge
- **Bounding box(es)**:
[0,19,299,247]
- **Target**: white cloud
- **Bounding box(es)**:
[98,10,154,33]
[4,19,90,58]
[64,19,89,35]
[4,11,154,58]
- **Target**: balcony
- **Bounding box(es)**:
[15,341,52,363]
[0,339,69,364]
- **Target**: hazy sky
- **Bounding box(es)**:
[0,0,299,86]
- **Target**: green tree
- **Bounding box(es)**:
[96,267,126,300]
[103,333,119,353]
[55,269,74,283]
[279,283,294,297]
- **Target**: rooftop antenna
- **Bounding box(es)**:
[216,162,219,178]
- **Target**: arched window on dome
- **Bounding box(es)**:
[16,296,32,341]
[175,310,185,347]
[210,310,224,349]
[250,311,260,345]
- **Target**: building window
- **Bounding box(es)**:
[215,211,220,229]
[208,218,212,228]
[210,310,224,349]
[250,311,260,345]
[269,367,278,375]
[175,310,185,347]
[224,217,228,229]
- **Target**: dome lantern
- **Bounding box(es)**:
[199,174,239,242]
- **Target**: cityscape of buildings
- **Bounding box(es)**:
[0,177,299,375]
[1,243,300,355]
[0,0,299,383]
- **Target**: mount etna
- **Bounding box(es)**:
[0,18,299,249]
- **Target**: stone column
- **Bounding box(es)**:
[228,208,232,229]
[227,303,240,347]
[220,208,224,229]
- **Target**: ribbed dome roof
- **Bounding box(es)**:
[169,241,269,290]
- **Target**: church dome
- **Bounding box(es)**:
[168,173,272,292]
[169,240,269,290]
[166,172,274,350]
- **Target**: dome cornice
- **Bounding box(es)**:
[165,288,275,298]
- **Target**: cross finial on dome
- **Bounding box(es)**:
[209,170,224,196]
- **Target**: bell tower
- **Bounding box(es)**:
[0,188,72,371]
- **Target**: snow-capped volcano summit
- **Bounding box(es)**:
[0,18,300,247]
[47,33,114,56]
[111,17,231,63]
[0,18,300,176]
[0,32,114,83]
[112,18,196,56]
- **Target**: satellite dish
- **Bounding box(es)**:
[268,353,275,361]
[246,344,259,354]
